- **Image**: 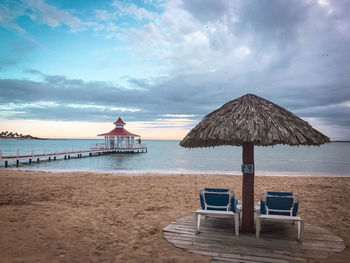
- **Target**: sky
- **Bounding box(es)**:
[0,0,349,140]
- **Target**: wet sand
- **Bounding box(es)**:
[0,170,349,262]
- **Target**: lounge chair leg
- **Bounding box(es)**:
[234,214,239,236]
[298,220,304,242]
[194,213,201,234]
[256,217,260,239]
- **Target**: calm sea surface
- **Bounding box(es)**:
[0,139,349,176]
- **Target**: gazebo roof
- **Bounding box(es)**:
[180,94,330,148]
[98,128,139,137]
[98,117,140,137]
[114,117,126,125]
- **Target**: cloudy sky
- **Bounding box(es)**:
[0,0,349,140]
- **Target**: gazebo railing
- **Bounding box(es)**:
[90,143,108,150]
[90,143,147,150]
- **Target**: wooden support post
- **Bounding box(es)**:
[5,161,8,167]
[16,160,19,167]
[241,142,255,233]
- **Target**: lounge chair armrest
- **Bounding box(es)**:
[254,205,260,214]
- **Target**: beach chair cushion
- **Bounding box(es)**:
[199,188,239,213]
[260,191,299,216]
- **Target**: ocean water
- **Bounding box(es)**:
[0,139,349,176]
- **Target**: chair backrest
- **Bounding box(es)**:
[260,191,299,216]
[199,188,238,213]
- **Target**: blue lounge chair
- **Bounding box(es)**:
[195,188,241,236]
[256,192,304,241]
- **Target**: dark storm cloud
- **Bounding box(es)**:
[0,71,214,121]
[0,58,18,69]
[182,0,232,22]
[234,0,311,43]
[0,77,148,106]
[1,68,348,128]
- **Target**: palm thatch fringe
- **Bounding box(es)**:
[180,94,330,148]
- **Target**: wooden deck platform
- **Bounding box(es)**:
[163,215,345,263]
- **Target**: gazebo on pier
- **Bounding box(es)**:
[96,117,147,153]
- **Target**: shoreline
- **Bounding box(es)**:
[0,137,47,140]
[1,167,349,177]
[1,170,349,262]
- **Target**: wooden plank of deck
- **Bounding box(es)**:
[163,215,345,263]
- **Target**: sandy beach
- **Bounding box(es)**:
[0,170,349,263]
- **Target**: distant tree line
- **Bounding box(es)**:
[0,131,41,140]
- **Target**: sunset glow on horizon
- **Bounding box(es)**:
[0,118,192,140]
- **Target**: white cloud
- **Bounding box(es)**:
[94,9,114,21]
[234,46,251,58]
[66,104,140,112]
[0,1,26,33]
[162,114,197,118]
[0,0,82,32]
[94,0,158,23]
[111,0,157,21]
[316,0,329,7]
[303,117,350,141]
[24,0,82,31]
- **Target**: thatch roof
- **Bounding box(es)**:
[180,94,330,148]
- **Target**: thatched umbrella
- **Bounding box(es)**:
[180,94,330,233]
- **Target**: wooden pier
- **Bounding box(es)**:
[163,215,345,262]
[0,144,147,167]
